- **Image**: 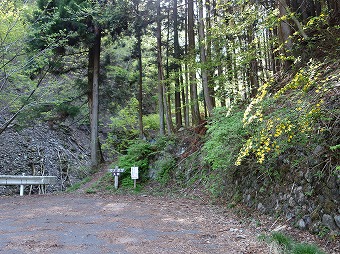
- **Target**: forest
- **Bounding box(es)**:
[0,0,339,247]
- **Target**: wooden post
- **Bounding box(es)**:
[114,175,119,189]
[108,166,125,190]
[131,167,139,189]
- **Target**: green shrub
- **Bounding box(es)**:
[103,100,161,156]
[143,114,160,133]
[66,176,91,192]
[270,232,294,250]
[202,107,246,197]
[263,232,325,254]
[154,155,176,186]
[103,98,140,155]
[203,107,246,171]
[292,243,325,254]
[117,139,154,182]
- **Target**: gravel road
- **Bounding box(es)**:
[0,193,269,254]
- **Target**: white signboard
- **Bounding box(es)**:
[131,167,139,180]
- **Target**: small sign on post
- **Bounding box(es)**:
[131,167,139,189]
[109,166,125,189]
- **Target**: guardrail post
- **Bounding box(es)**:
[20,173,25,196]
[20,185,24,196]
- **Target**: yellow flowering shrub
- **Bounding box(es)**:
[236,60,333,166]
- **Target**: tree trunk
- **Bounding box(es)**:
[188,0,200,125]
[90,24,101,169]
[156,0,165,136]
[165,7,174,134]
[278,0,293,70]
[248,30,259,98]
[136,31,144,139]
[205,0,215,108]
[328,0,340,25]
[184,3,190,126]
[173,0,182,129]
[198,0,214,116]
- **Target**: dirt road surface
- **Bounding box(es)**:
[0,193,270,254]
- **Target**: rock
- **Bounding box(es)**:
[274,200,280,210]
[334,215,340,229]
[245,194,253,207]
[288,196,295,207]
[303,215,312,228]
[311,207,320,221]
[322,214,336,230]
[324,199,336,214]
[313,145,324,156]
[235,234,246,239]
[286,212,294,220]
[318,195,325,204]
[310,221,322,234]
[257,203,265,213]
[305,170,312,183]
[0,124,90,194]
[298,219,306,229]
[297,192,305,204]
[178,127,185,132]
[326,176,337,189]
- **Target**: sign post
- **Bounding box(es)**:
[131,167,139,189]
[109,166,125,189]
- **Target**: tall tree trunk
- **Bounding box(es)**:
[278,0,293,70]
[173,0,182,129]
[165,7,174,134]
[248,31,259,98]
[136,30,144,139]
[198,0,214,115]
[328,0,340,25]
[156,0,165,136]
[184,3,190,126]
[205,0,215,108]
[188,0,200,125]
[90,24,101,169]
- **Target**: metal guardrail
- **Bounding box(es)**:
[0,174,57,196]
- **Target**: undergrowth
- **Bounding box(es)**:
[66,176,91,192]
[260,232,326,254]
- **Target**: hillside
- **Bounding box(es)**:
[0,1,339,252]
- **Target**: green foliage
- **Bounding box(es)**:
[270,232,294,250]
[103,98,160,155]
[262,232,325,254]
[237,60,337,166]
[204,107,246,171]
[143,114,160,134]
[117,139,154,182]
[292,243,325,254]
[201,107,246,197]
[84,172,114,193]
[66,176,91,192]
[103,98,139,154]
[330,144,340,151]
[154,155,176,186]
[330,144,340,173]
